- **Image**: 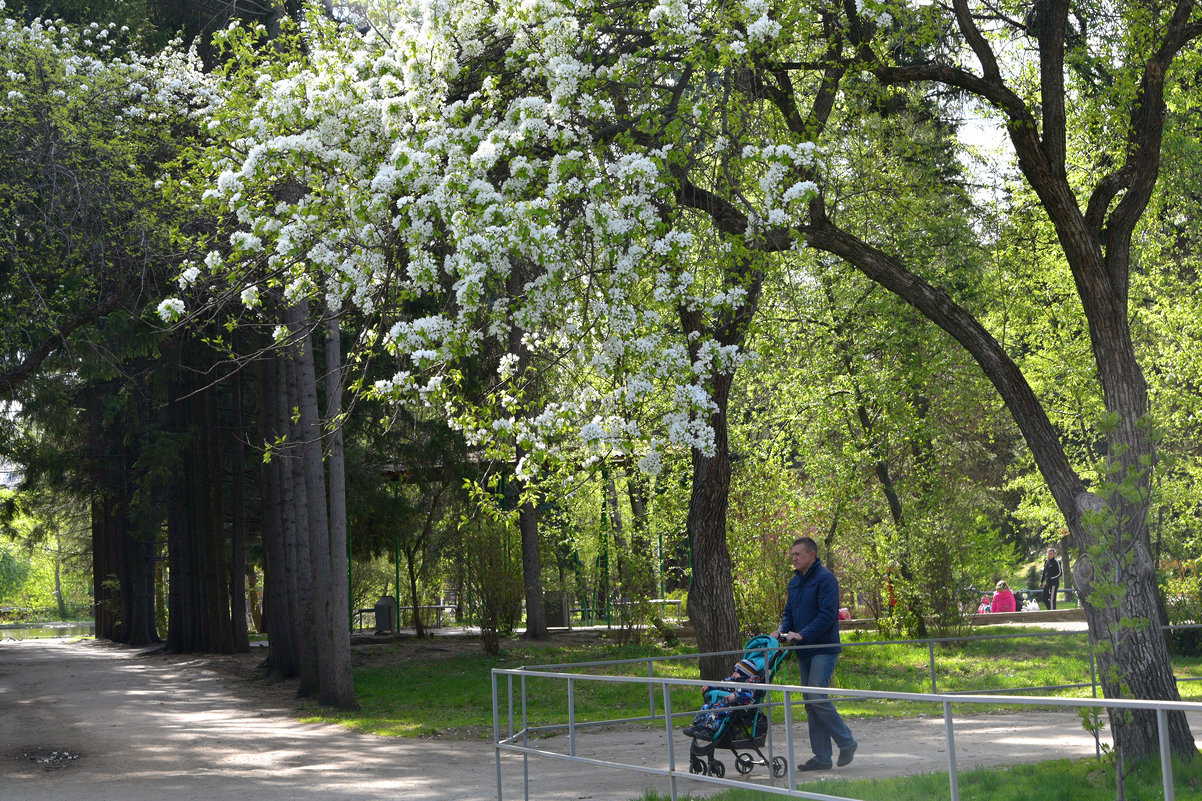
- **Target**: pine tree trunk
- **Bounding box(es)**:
[283,343,319,697]
[320,308,355,707]
[259,352,296,677]
[230,370,250,652]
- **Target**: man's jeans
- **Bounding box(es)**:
[796,652,855,762]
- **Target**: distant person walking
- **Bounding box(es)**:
[773,537,857,772]
[1041,548,1063,610]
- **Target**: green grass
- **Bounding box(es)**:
[303,639,700,737]
[631,755,1202,801]
[303,627,1202,738]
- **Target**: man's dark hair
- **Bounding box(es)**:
[792,536,817,553]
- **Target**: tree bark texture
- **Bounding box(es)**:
[282,343,319,697]
[320,308,355,707]
[85,388,157,646]
[230,368,251,652]
[258,351,297,678]
[287,302,354,708]
[686,371,740,680]
[163,345,235,655]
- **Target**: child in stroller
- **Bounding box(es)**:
[682,657,761,740]
[684,634,790,779]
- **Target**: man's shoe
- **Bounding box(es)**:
[837,741,858,767]
[797,757,832,772]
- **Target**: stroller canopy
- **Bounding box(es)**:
[739,634,788,681]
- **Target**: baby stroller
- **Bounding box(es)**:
[685,634,790,778]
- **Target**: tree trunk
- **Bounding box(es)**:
[518,449,548,640]
[230,369,251,652]
[289,302,354,708]
[53,532,67,619]
[258,350,296,677]
[283,343,319,697]
[503,266,548,642]
[321,308,355,706]
[686,371,740,680]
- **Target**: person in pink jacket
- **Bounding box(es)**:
[990,581,1016,613]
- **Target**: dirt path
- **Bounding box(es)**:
[1,638,1194,801]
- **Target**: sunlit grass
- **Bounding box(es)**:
[303,626,1202,739]
[633,754,1202,801]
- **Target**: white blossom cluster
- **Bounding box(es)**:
[0,15,207,132]
[734,142,822,231]
[168,0,827,479]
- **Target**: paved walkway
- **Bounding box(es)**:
[1,637,1198,801]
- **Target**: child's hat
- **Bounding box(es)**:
[734,658,759,679]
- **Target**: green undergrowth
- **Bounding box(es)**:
[632,755,1202,801]
[302,626,1202,739]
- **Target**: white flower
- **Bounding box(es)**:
[177,264,201,289]
[156,298,185,322]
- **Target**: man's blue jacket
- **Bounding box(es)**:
[779,557,841,656]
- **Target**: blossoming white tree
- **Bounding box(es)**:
[174,0,1201,761]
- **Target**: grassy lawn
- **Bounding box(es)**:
[633,755,1202,801]
[303,626,1202,738]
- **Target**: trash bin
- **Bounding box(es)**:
[543,591,569,628]
[374,595,397,634]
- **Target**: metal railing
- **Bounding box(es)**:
[492,626,1202,801]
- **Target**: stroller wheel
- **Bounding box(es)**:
[771,756,788,778]
[689,755,706,775]
[735,753,755,774]
[708,759,725,778]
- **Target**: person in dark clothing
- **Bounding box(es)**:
[773,536,857,772]
[1041,548,1063,610]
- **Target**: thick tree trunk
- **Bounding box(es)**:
[686,373,740,680]
[320,308,355,707]
[230,370,251,652]
[258,351,296,676]
[91,496,119,640]
[288,302,354,708]
[283,345,319,697]
[164,351,235,655]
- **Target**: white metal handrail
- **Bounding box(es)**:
[492,658,1202,801]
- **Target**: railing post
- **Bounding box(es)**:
[943,699,959,801]
[522,674,529,801]
[648,658,656,720]
[493,671,503,801]
[1158,708,1175,801]
[568,677,576,757]
[663,679,678,801]
[1089,649,1101,761]
[928,640,938,694]
[784,688,796,793]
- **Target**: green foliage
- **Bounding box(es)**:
[0,16,200,393]
[460,495,524,655]
[726,460,800,636]
[0,540,31,600]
